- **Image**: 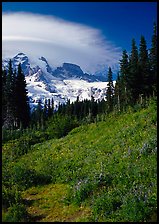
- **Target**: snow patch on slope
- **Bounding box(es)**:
[2,52,116,110]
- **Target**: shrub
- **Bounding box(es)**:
[11,163,43,190]
[46,114,79,139]
[2,185,22,208]
[3,203,28,222]
[92,190,122,221]
[66,178,98,206]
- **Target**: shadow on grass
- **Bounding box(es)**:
[23,198,45,222]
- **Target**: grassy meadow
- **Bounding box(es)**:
[2,97,157,222]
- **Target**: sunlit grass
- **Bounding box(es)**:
[2,98,157,222]
[22,183,92,222]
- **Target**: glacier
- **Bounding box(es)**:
[2,53,116,110]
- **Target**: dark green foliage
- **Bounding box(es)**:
[3,203,28,222]
[2,182,29,222]
[57,97,99,122]
[67,178,98,206]
[3,60,16,129]
[114,73,121,111]
[11,164,38,189]
[15,63,30,128]
[2,69,7,124]
[47,98,53,117]
[106,67,114,112]
[2,186,21,208]
[2,97,157,222]
[139,35,151,96]
[31,99,43,128]
[2,62,30,129]
[128,38,141,103]
[149,22,157,95]
[92,190,123,221]
[119,50,130,106]
[45,114,79,139]
[117,24,157,108]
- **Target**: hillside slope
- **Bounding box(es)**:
[2,98,157,222]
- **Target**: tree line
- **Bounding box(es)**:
[115,22,157,109]
[2,61,30,129]
[2,22,157,132]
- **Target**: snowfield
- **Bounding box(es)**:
[26,76,116,110]
[3,53,116,110]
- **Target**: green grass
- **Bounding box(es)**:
[21,183,91,222]
[2,98,157,222]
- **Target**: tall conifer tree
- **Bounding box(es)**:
[139,35,151,96]
[48,98,52,117]
[4,60,15,128]
[2,69,7,125]
[15,63,30,128]
[129,38,140,103]
[119,50,130,105]
[114,72,121,111]
[106,67,114,112]
[149,22,157,95]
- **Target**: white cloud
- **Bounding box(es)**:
[2,12,121,73]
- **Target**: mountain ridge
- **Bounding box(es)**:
[2,53,115,109]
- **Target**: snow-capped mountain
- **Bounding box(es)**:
[2,53,115,110]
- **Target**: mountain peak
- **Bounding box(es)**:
[15,52,27,57]
[13,52,28,61]
[39,56,48,63]
[62,63,83,74]
[2,52,112,110]
[12,52,30,74]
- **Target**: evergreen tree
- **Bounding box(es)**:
[83,99,89,117]
[73,96,80,118]
[3,60,15,129]
[66,99,71,116]
[106,67,114,112]
[90,95,97,118]
[36,99,43,128]
[2,69,7,125]
[129,38,140,103]
[114,72,121,111]
[48,98,52,117]
[149,22,157,95]
[119,50,130,106]
[43,99,48,120]
[139,35,151,96]
[15,63,30,128]
[37,100,43,122]
[12,69,18,126]
[51,97,54,114]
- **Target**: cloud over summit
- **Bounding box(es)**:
[2,12,121,73]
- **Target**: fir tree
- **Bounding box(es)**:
[43,99,48,120]
[149,22,157,95]
[37,100,43,121]
[2,69,7,125]
[106,67,114,112]
[51,97,54,113]
[15,63,30,128]
[90,95,97,118]
[48,98,52,117]
[139,35,151,96]
[119,50,130,106]
[129,38,140,103]
[114,72,121,111]
[4,60,15,129]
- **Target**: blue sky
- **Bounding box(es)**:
[2,2,157,74]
